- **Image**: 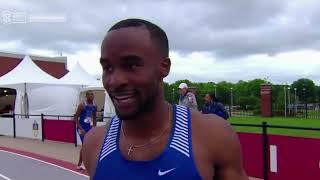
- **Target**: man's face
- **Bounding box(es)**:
[179,88,187,95]
[100,27,166,120]
[86,92,94,101]
[204,94,211,104]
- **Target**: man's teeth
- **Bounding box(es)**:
[115,95,134,100]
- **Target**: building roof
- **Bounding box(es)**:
[0,51,67,63]
[0,50,69,78]
[0,55,61,85]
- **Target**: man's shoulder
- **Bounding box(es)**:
[87,118,113,139]
[75,103,85,115]
[190,111,247,179]
[215,102,225,108]
[82,125,107,176]
[78,102,85,108]
[83,126,107,148]
[191,110,231,136]
[82,125,107,159]
[190,110,237,156]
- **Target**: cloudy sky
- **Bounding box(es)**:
[1,0,320,84]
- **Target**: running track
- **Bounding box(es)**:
[0,146,260,180]
[0,147,88,180]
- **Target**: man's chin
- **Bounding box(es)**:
[115,108,141,121]
[117,112,140,121]
[114,95,156,120]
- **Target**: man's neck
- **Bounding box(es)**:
[86,99,93,104]
[121,100,171,139]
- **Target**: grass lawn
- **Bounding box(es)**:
[229,116,320,138]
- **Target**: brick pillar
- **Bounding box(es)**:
[261,84,272,117]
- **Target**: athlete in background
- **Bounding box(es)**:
[74,90,97,170]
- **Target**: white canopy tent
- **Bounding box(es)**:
[0,55,115,118]
[61,63,115,120]
[0,55,81,116]
[0,55,62,85]
[59,62,97,86]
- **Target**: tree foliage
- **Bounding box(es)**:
[163,78,318,111]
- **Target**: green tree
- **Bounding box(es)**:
[164,78,318,114]
[272,84,284,111]
[216,81,233,105]
[291,78,316,103]
[163,82,172,103]
[233,79,265,109]
[238,96,259,110]
[272,84,286,115]
[247,79,266,97]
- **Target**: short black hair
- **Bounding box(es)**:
[208,92,220,102]
[86,90,93,96]
[208,92,215,100]
[108,18,169,57]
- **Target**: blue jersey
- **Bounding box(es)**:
[94,105,201,180]
[79,100,97,132]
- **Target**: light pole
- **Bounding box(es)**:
[303,87,307,119]
[288,87,291,116]
[214,85,217,97]
[172,88,174,103]
[284,86,287,117]
[230,87,233,117]
[294,88,297,115]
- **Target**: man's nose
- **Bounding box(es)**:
[106,70,129,89]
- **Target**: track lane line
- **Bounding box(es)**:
[0,173,12,180]
[0,149,88,179]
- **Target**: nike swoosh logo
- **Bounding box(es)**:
[158,168,176,176]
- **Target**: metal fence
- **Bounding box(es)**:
[225,104,320,119]
[1,113,112,147]
[196,88,320,119]
[1,113,320,179]
[231,122,320,180]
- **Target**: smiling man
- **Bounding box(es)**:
[82,18,248,180]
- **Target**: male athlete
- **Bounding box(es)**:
[82,19,248,179]
[74,90,97,170]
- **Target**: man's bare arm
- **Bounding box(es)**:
[211,119,248,180]
[82,119,112,179]
[74,103,84,132]
[92,110,97,127]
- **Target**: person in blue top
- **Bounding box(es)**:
[202,93,229,120]
[82,19,248,180]
[74,90,97,170]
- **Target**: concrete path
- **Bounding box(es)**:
[0,136,80,165]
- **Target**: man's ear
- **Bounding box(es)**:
[160,57,171,78]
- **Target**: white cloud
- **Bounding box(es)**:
[1,0,320,85]
[65,45,101,75]
[165,50,320,84]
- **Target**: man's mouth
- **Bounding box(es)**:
[114,94,135,102]
[111,92,137,106]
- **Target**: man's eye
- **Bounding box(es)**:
[103,66,113,72]
[130,64,137,69]
[127,64,138,70]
